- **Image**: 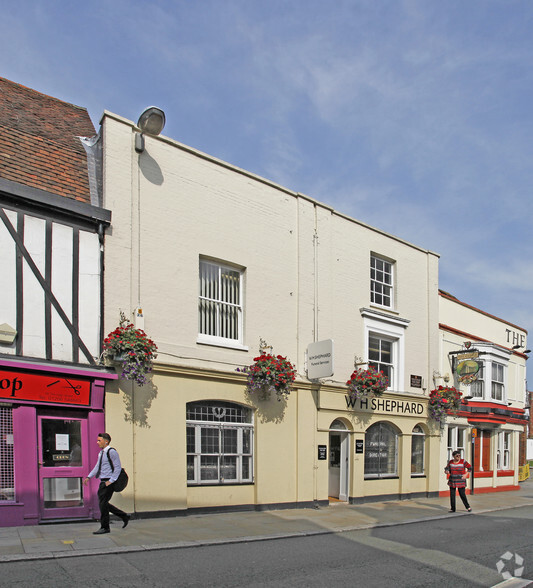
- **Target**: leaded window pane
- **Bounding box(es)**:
[186,426,195,453]
[201,427,219,454]
[200,456,219,481]
[221,456,237,481]
[187,455,195,481]
[242,429,251,454]
[187,401,252,423]
[222,428,238,454]
[242,456,251,480]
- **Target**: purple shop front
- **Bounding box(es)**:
[0,358,117,526]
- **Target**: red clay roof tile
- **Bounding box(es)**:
[0,77,96,202]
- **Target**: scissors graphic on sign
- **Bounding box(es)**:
[46,379,81,395]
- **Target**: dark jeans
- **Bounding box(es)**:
[449,486,470,511]
[98,480,127,529]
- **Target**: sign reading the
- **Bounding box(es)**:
[318,445,327,460]
[355,440,364,454]
[307,339,334,380]
[0,370,91,406]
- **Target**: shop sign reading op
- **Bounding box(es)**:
[0,369,91,406]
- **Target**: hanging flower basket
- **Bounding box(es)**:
[236,352,296,401]
[428,385,462,424]
[346,366,388,399]
[103,312,158,386]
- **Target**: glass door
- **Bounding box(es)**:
[38,415,91,520]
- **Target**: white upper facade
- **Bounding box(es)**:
[101,111,440,393]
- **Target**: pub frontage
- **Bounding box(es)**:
[317,385,440,504]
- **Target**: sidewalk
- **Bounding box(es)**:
[2,479,533,563]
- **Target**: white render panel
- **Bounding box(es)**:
[78,230,101,361]
[51,222,73,361]
[22,215,46,358]
[0,209,17,354]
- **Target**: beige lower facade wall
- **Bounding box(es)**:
[104,365,441,516]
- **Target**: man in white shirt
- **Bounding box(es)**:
[83,432,130,534]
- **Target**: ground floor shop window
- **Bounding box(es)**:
[447,425,467,461]
[0,407,14,501]
[186,401,253,485]
[474,429,491,472]
[411,425,425,475]
[365,422,398,478]
[497,431,511,470]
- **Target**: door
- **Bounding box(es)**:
[38,415,91,520]
[328,431,349,502]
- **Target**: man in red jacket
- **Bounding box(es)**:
[445,450,473,513]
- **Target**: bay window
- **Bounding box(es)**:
[459,344,509,403]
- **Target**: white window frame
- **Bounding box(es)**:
[411,425,425,476]
[198,259,246,350]
[361,309,408,392]
[463,344,509,404]
[497,431,511,470]
[447,425,467,462]
[469,363,484,398]
[491,362,505,402]
[370,254,395,309]
[186,402,254,485]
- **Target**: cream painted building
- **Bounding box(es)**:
[99,109,442,517]
[438,291,528,496]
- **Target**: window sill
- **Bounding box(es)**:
[369,304,398,315]
[364,475,399,480]
[473,470,493,478]
[187,482,255,487]
[411,474,426,478]
[196,336,249,352]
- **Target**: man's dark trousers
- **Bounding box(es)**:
[98,480,127,529]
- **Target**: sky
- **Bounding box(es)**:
[2,0,533,345]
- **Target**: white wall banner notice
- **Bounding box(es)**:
[307,339,334,379]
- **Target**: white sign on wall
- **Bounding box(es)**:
[307,339,334,379]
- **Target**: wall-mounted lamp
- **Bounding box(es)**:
[512,344,522,350]
[508,402,513,406]
[135,106,166,153]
